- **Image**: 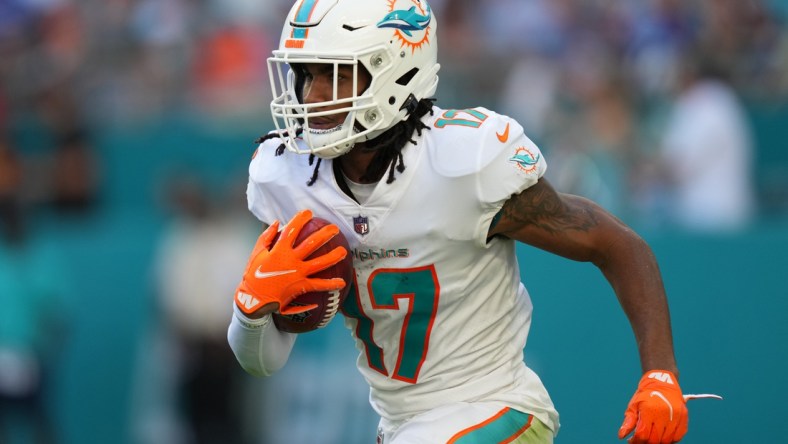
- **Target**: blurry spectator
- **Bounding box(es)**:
[654,46,756,232]
[0,137,69,444]
[544,68,636,216]
[129,0,194,113]
[13,84,103,216]
[498,52,560,140]
[46,127,101,214]
[695,0,781,96]
[191,22,271,122]
[0,137,22,200]
[135,174,256,444]
[37,0,86,77]
[482,0,568,56]
[433,0,496,108]
[626,0,698,99]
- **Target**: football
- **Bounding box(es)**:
[272,217,354,333]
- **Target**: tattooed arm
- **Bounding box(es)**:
[489,178,678,375]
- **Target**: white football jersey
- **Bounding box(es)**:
[247,106,559,433]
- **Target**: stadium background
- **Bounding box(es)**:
[1,0,787,443]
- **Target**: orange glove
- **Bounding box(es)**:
[234,209,348,316]
[618,370,688,444]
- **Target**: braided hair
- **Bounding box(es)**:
[255,98,436,186]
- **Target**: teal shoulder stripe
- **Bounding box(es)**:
[452,409,532,444]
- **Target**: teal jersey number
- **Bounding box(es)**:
[434,108,489,128]
[343,265,440,383]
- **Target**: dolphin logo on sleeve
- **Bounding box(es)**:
[509,147,541,173]
[510,151,540,167]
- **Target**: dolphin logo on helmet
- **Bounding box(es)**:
[377,5,432,37]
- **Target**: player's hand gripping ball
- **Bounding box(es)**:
[234,209,353,333]
[271,216,353,332]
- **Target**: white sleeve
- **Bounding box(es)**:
[227,304,297,377]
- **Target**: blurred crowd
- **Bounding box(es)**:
[1,0,786,231]
[1,0,788,443]
[437,0,787,230]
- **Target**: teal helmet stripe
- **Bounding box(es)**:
[292,0,320,39]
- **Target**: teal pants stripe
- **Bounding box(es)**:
[450,408,532,443]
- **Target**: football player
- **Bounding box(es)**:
[228,1,695,442]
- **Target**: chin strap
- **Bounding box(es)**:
[401,94,419,116]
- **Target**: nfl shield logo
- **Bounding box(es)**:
[353,215,369,235]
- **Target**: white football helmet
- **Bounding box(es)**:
[268,0,440,159]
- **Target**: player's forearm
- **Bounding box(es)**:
[227,305,296,377]
[596,231,679,375]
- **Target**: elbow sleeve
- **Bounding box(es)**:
[227,305,296,377]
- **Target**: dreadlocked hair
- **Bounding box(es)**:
[360,98,435,185]
[254,128,322,186]
[254,128,303,156]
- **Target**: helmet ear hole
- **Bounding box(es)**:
[396,67,419,86]
[388,97,396,105]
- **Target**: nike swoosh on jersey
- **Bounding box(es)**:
[496,123,510,143]
[255,268,297,279]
